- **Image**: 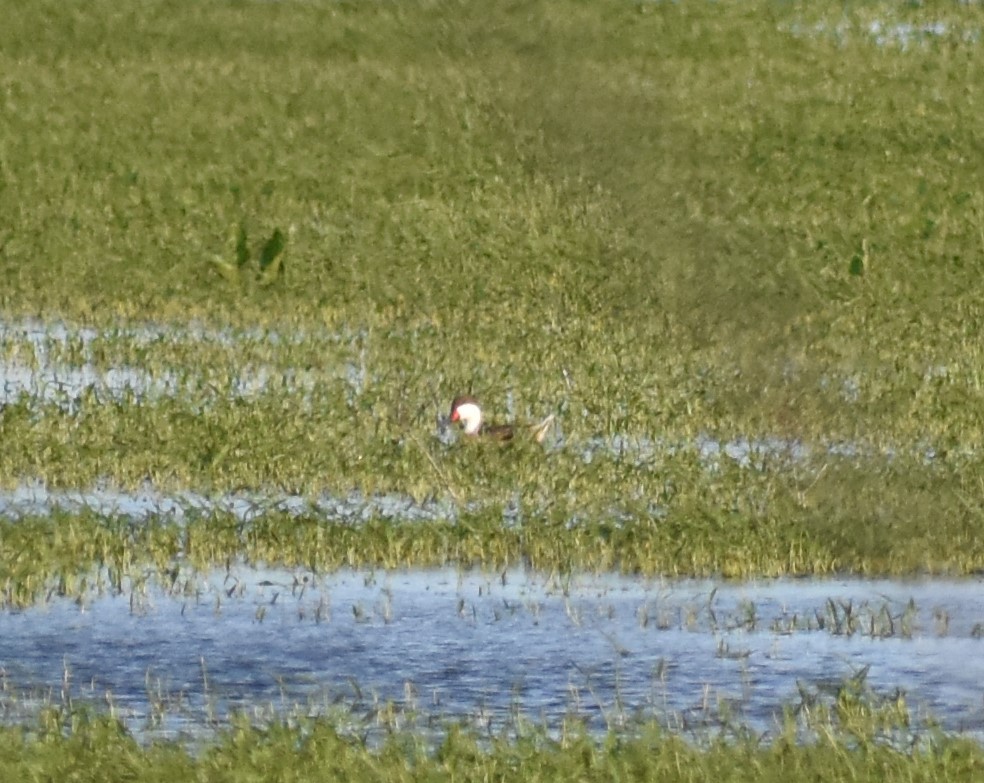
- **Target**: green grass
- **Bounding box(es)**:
[2,0,984,767]
[0,0,982,577]
[5,455,984,610]
[2,0,982,347]
[2,702,984,783]
[1,0,982,378]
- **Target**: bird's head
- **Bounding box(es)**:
[450,396,483,435]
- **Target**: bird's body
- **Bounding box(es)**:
[449,396,553,443]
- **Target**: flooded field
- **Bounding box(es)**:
[2,318,984,748]
[2,567,983,744]
[3,0,984,776]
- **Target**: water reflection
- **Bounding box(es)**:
[2,567,983,743]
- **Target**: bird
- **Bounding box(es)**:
[449,395,554,443]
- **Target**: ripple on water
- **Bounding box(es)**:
[2,567,984,744]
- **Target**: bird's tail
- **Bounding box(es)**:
[529,414,556,444]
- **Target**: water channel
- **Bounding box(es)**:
[2,567,983,743]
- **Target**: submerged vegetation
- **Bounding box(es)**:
[2,0,984,773]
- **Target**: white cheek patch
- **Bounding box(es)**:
[454,402,483,434]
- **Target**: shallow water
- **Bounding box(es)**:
[0,318,350,409]
[783,17,981,49]
[2,320,981,744]
[0,481,453,525]
[2,567,983,743]
[0,317,948,474]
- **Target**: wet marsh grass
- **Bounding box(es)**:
[2,683,984,783]
[3,0,984,771]
[3,461,984,609]
[1,0,983,408]
[4,354,984,585]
